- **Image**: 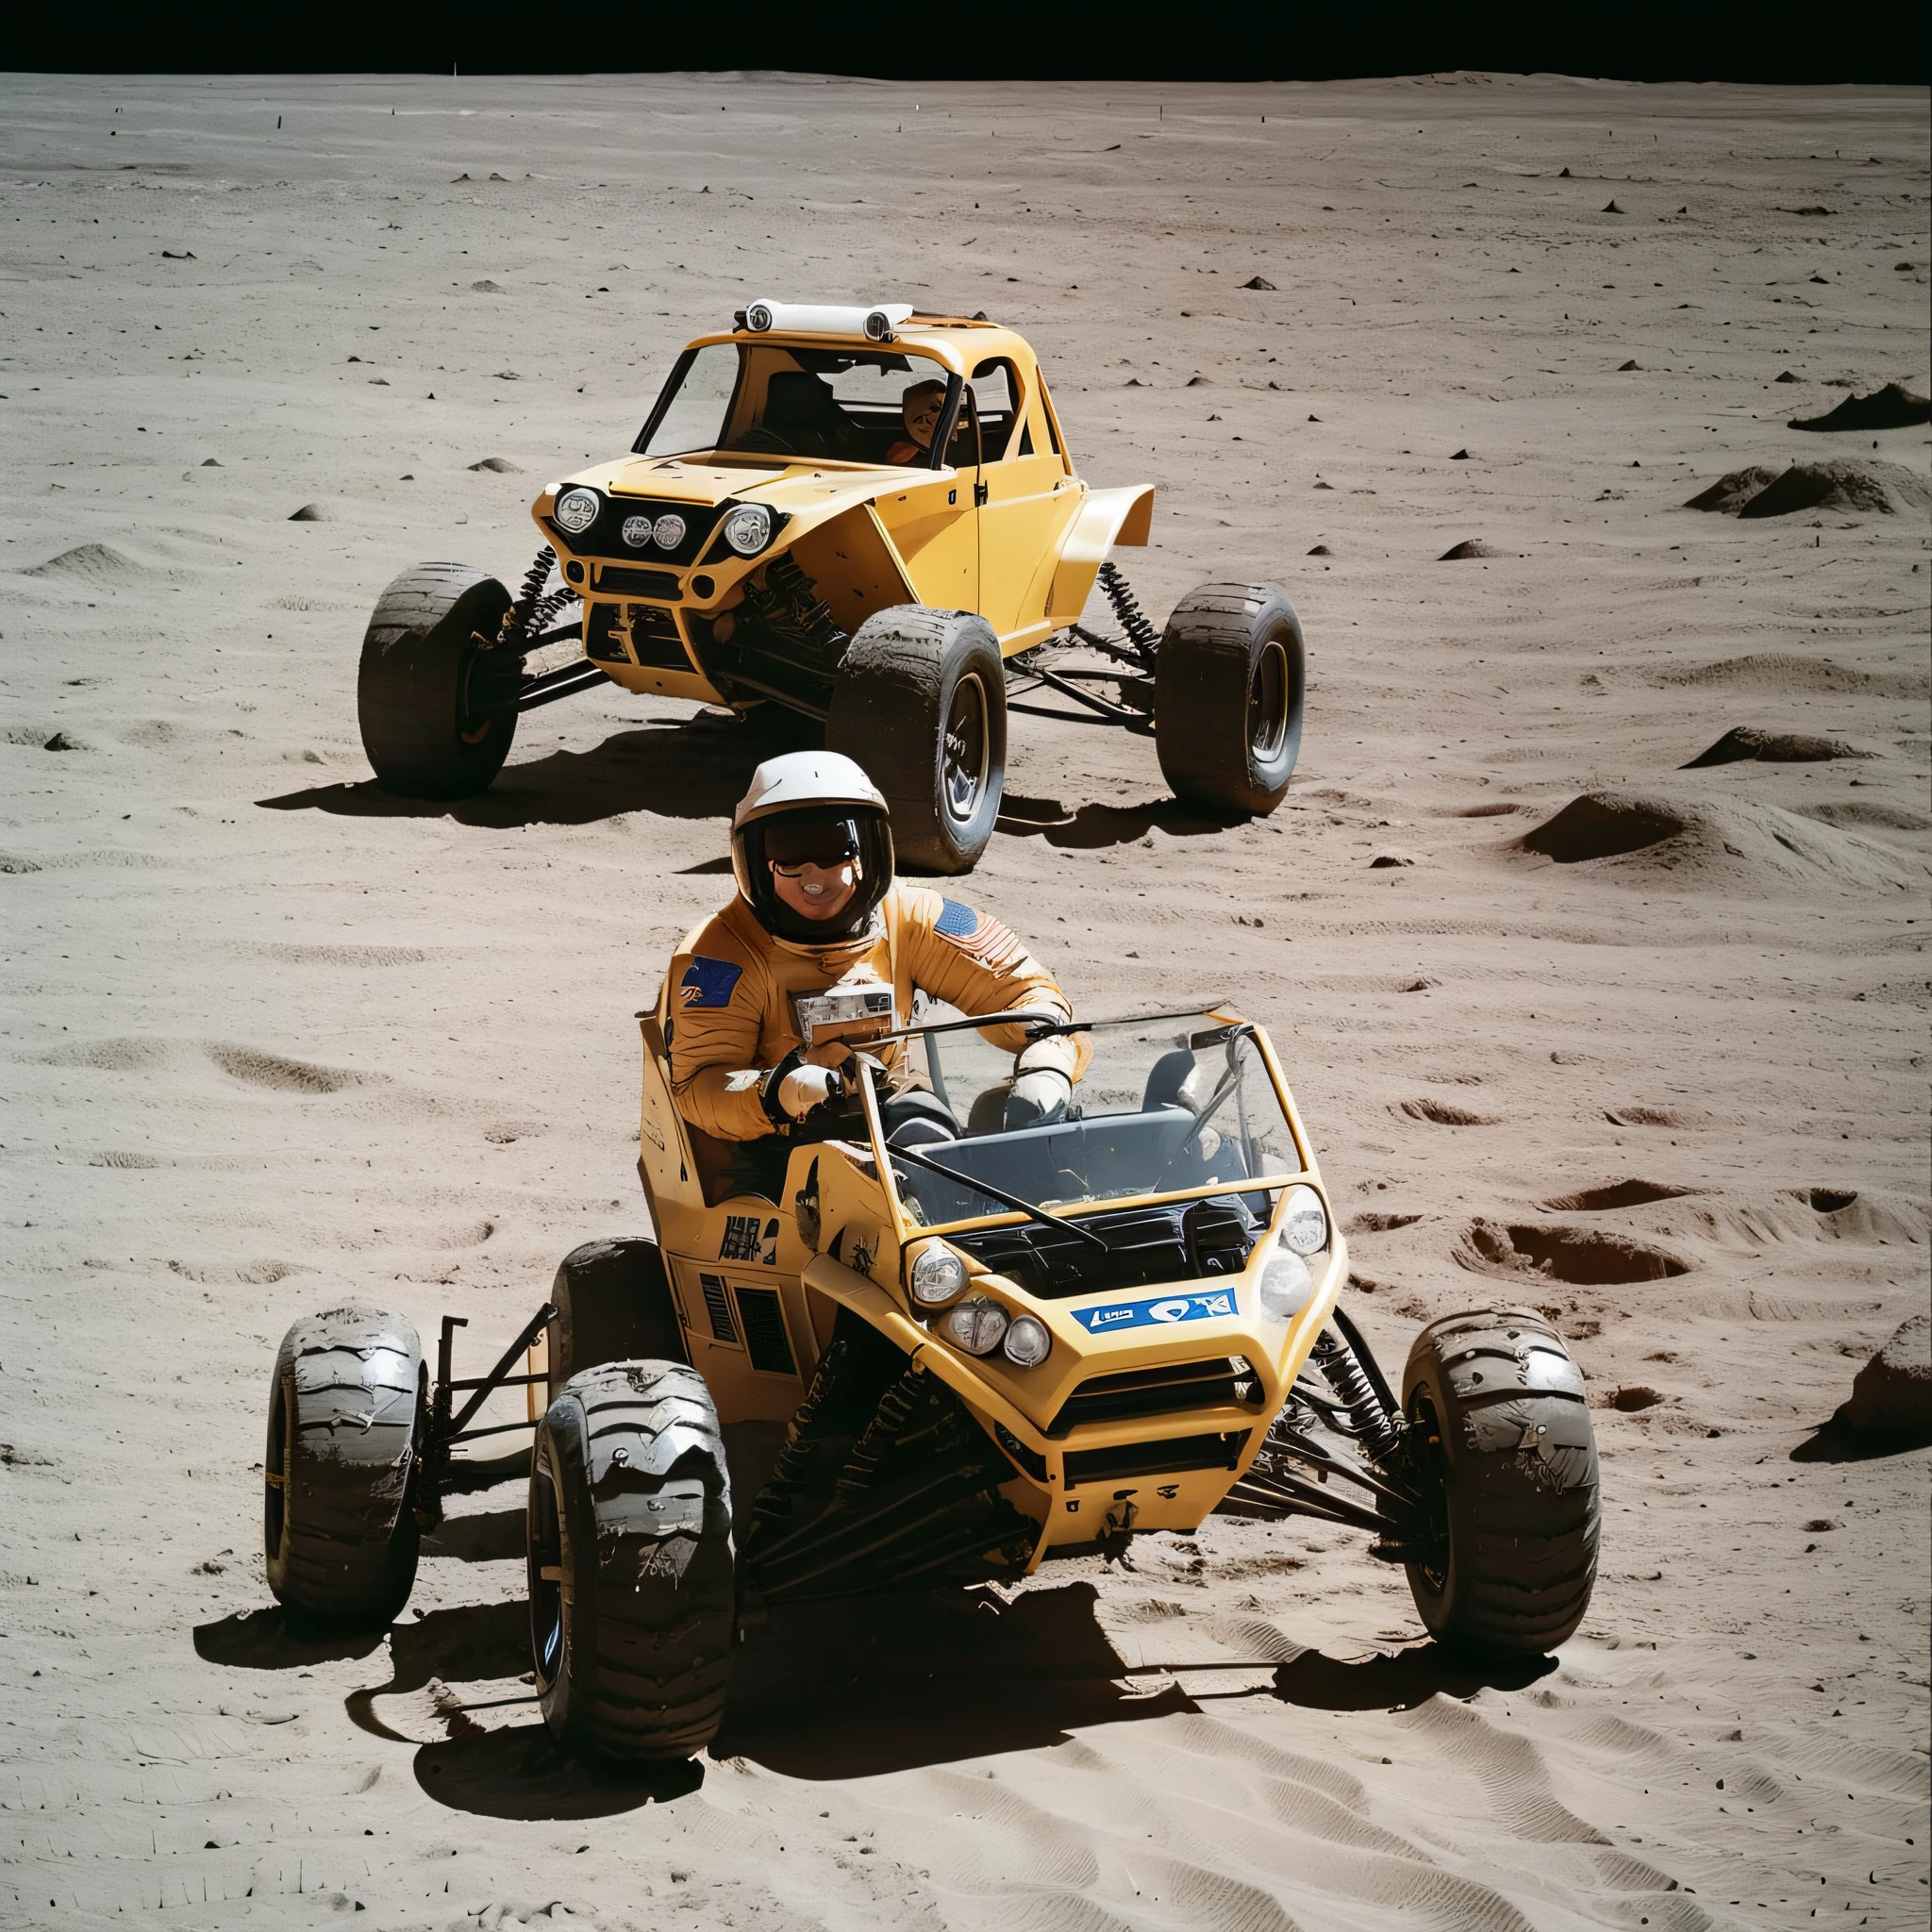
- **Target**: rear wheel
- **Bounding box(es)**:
[1155,581,1305,815]
[825,606,1006,874]
[546,1237,689,1407]
[528,1361,737,1761]
[1401,1307,1599,1655]
[358,562,520,798]
[263,1307,423,1626]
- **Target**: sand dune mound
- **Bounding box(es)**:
[1738,458,1932,518]
[21,541,148,583]
[1682,725,1867,767]
[1438,539,1501,559]
[1683,465,1780,511]
[1517,789,1920,893]
[1657,651,1927,699]
[1788,382,1930,431]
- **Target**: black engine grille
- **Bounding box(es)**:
[594,564,682,600]
[1064,1429,1252,1490]
[952,1195,1259,1302]
[1050,1355,1265,1438]
[734,1286,796,1377]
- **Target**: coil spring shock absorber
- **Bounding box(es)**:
[1097,558,1160,661]
[500,545,561,650]
[1311,1327,1406,1466]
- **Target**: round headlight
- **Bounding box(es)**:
[1258,1247,1313,1321]
[942,1296,1008,1357]
[653,512,688,551]
[553,488,599,536]
[1280,1184,1328,1257]
[1002,1314,1051,1368]
[909,1244,967,1307]
[722,503,774,556]
[621,514,654,549]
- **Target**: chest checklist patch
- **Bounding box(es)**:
[679,956,744,1008]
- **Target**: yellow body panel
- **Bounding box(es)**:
[529,318,1152,709]
[633,1008,1341,1574]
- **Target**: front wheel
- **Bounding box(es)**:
[825,606,1006,874]
[263,1307,423,1626]
[1401,1307,1600,1655]
[1155,582,1305,815]
[528,1361,737,1762]
[357,561,519,798]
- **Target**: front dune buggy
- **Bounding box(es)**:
[262,1004,1599,1760]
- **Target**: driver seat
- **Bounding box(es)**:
[761,373,860,458]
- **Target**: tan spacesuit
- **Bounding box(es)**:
[661,752,1078,1153]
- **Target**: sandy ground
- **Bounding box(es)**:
[2,70,1928,1932]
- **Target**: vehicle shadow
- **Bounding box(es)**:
[256,716,763,829]
[996,792,1246,851]
[712,1580,1193,1779]
[192,1605,390,1671]
[1266,1641,1558,1713]
[422,1508,525,1564]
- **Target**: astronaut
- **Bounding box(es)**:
[661,751,1077,1196]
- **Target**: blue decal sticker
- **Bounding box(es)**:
[935,897,979,938]
[1071,1290,1238,1335]
[679,956,743,1009]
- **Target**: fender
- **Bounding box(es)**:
[1044,484,1155,627]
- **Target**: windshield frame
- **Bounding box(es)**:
[631,337,965,471]
[864,1008,1313,1250]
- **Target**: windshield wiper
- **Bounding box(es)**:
[887,1141,1109,1251]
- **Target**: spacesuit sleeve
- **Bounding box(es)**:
[665,926,779,1142]
[898,889,1083,1082]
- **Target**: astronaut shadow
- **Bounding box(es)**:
[1267,1641,1557,1712]
[996,792,1246,851]
[713,1580,1194,1779]
[256,713,766,830]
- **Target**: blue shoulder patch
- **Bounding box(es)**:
[678,956,744,1009]
[935,897,978,938]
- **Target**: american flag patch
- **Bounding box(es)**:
[934,897,1024,969]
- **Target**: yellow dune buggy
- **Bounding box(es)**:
[261,1002,1600,1762]
[355,302,1306,870]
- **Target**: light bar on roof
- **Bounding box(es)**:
[742,301,915,342]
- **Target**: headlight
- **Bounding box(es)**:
[909,1243,968,1307]
[1280,1184,1328,1257]
[553,488,599,535]
[1258,1246,1313,1320]
[1002,1314,1051,1368]
[653,512,688,550]
[721,503,774,556]
[621,514,654,549]
[942,1296,1008,1356]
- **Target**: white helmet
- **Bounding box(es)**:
[730,751,895,942]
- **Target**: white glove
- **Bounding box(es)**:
[777,1063,841,1120]
[1005,1068,1072,1129]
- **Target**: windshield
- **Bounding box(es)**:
[876,1009,1305,1236]
[636,341,963,468]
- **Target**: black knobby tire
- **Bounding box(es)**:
[546,1237,689,1407]
[824,605,1006,874]
[528,1361,737,1761]
[1155,581,1305,816]
[358,561,518,799]
[1401,1307,1600,1655]
[264,1307,424,1625]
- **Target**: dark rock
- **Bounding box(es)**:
[288,504,328,522]
[1618,358,1640,371]
[1307,543,1331,556]
[42,731,83,752]
[1774,370,1800,382]
[1788,382,1930,432]
[1439,539,1500,560]
[1603,199,1624,214]
[467,457,522,473]
[1739,458,1932,519]
[1450,447,1471,459]
[1369,855,1413,869]
[1610,1387,1665,1412]
[1682,726,1866,768]
[1243,275,1276,291]
[1844,1315,1931,1439]
[1683,464,1780,512]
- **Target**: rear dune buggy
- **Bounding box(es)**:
[355,302,1306,871]
[262,1003,1600,1762]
